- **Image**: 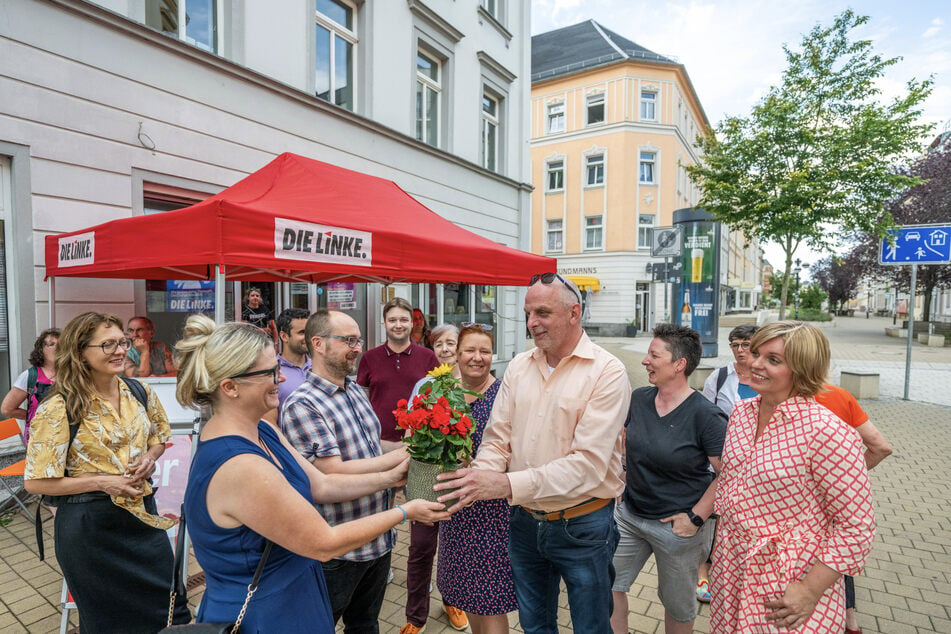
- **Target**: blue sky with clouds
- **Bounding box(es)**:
[531,1,950,267]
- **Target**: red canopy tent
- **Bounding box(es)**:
[46,152,554,291]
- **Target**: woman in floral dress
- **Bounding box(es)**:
[711,321,876,633]
[436,324,517,634]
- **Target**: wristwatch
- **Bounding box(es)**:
[686,510,705,527]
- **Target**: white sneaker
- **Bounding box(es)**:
[387,567,395,584]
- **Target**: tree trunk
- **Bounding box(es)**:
[778,247,794,320]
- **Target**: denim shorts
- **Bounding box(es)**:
[611,501,713,623]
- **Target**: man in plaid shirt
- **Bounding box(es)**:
[282,309,409,632]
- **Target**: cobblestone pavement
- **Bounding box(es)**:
[1,315,948,633]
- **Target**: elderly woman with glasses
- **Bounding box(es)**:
[24,313,191,632]
[176,315,448,632]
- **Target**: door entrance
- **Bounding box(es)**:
[634,282,650,333]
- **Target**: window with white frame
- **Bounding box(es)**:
[416,49,441,146]
[546,160,564,191]
[639,151,656,183]
[638,214,655,248]
[586,93,605,125]
[315,0,356,110]
[547,102,565,134]
[585,215,604,250]
[546,219,563,252]
[481,0,500,19]
[481,91,500,172]
[586,154,605,186]
[640,90,656,121]
[145,0,219,52]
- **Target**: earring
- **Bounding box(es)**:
[232,392,239,399]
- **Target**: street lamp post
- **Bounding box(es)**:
[794,258,802,320]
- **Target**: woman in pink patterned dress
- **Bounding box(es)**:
[711,321,876,633]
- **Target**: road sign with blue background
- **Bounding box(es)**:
[880,225,951,265]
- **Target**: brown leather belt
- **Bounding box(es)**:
[521,497,612,522]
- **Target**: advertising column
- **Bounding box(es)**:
[673,208,720,357]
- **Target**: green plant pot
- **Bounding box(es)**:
[406,458,460,509]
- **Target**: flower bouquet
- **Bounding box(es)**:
[393,363,477,504]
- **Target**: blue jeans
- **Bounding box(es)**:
[508,502,619,633]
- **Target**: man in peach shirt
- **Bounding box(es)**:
[437,273,632,633]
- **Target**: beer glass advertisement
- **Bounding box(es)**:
[679,221,717,339]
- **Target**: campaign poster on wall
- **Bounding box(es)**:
[166,280,215,312]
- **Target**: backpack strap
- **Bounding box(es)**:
[27,366,39,396]
[715,366,729,395]
[120,376,149,410]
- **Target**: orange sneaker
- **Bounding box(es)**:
[399,624,425,634]
[443,603,469,630]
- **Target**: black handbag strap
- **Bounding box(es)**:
[167,503,273,628]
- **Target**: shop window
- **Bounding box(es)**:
[142,195,234,348]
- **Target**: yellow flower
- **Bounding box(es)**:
[428,363,454,378]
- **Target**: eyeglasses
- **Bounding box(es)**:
[461,322,494,332]
[230,364,281,384]
[43,341,58,348]
[321,334,365,349]
[85,338,132,354]
[530,272,582,304]
[730,341,751,350]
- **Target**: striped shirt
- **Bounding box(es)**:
[282,372,392,561]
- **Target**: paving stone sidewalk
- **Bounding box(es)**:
[1,315,948,632]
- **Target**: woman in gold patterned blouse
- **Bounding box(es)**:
[24,312,191,632]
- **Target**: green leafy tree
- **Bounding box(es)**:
[799,284,828,311]
[768,272,796,304]
[687,10,933,319]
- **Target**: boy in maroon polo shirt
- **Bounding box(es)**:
[357,298,466,632]
[357,297,438,448]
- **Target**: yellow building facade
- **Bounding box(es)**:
[531,21,724,333]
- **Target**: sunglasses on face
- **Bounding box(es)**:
[230,364,281,384]
[461,322,494,332]
[530,272,582,304]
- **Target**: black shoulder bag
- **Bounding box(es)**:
[158,504,272,633]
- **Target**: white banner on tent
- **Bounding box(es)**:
[274,218,373,266]
[57,231,96,267]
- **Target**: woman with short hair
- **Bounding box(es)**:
[611,323,728,634]
[711,321,876,633]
